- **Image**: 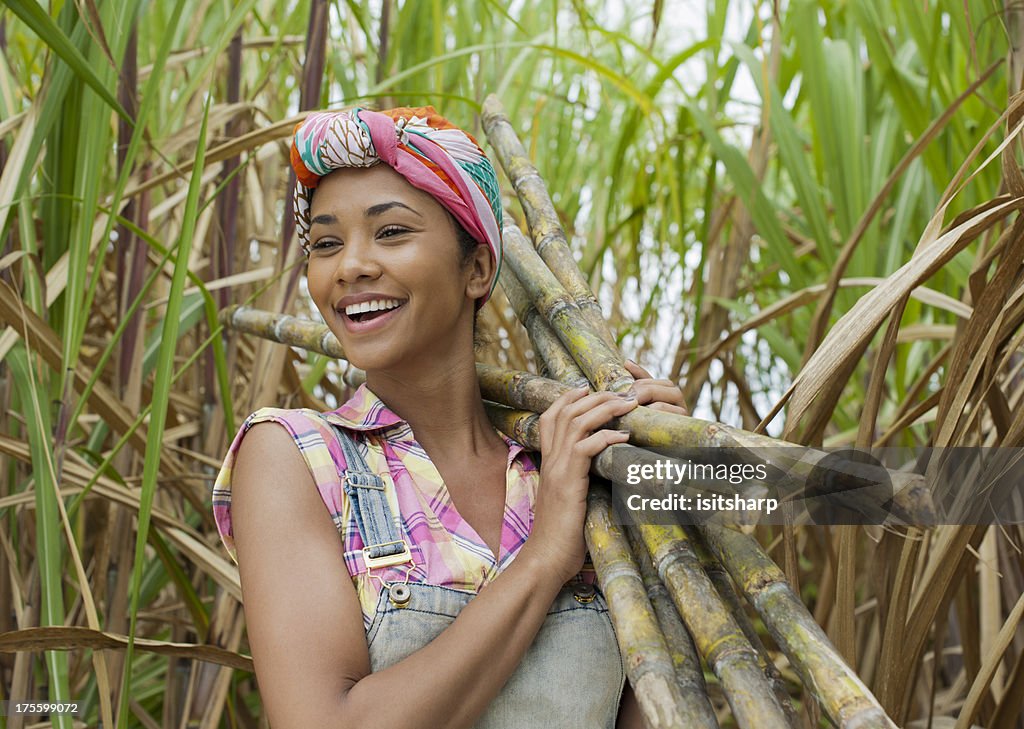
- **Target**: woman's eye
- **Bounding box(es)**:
[310,238,341,251]
[378,225,409,239]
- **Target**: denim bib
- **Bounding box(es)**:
[328,422,626,728]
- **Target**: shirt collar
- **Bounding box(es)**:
[322,383,405,431]
[322,383,528,458]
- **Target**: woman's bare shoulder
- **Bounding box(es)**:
[230,408,340,489]
[236,418,305,466]
[231,419,332,524]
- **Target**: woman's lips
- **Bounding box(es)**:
[339,302,405,333]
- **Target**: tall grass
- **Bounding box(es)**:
[0,1,1022,727]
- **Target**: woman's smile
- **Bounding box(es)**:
[335,293,408,333]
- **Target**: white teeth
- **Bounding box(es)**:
[344,298,402,316]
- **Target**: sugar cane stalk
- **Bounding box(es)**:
[699,523,897,729]
[502,224,633,392]
[481,95,619,354]
[624,525,719,729]
[635,523,793,729]
[474,363,930,522]
[219,305,344,358]
[584,485,692,728]
[499,265,589,388]
[690,530,800,726]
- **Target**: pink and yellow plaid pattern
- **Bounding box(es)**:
[214,384,592,629]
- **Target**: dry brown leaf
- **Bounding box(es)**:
[0,626,252,672]
[784,198,1024,440]
[954,584,1024,729]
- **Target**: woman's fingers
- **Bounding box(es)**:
[646,401,689,415]
[624,359,689,415]
[539,390,637,457]
[544,393,635,439]
[542,376,690,446]
[551,385,591,410]
[574,429,631,458]
[623,359,652,380]
[547,389,627,422]
[566,394,638,434]
[539,386,591,447]
[632,381,687,409]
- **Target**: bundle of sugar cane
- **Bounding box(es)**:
[476,93,897,729]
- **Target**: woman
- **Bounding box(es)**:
[213,106,687,728]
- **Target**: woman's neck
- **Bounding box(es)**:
[364,355,502,460]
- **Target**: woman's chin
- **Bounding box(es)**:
[342,346,409,376]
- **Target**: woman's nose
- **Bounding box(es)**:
[333,238,381,282]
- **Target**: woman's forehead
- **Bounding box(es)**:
[310,165,442,217]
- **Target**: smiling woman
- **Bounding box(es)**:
[209,107,682,729]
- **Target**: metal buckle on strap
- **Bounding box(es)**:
[345,472,394,491]
[362,540,413,570]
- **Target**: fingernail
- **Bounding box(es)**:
[616,388,638,400]
[616,429,631,437]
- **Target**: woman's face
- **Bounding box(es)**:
[306,164,492,373]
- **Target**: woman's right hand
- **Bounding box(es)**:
[526,386,639,585]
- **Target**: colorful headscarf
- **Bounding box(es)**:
[290,106,503,304]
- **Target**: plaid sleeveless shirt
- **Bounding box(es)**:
[212,383,596,629]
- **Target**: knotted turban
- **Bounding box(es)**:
[290,106,503,304]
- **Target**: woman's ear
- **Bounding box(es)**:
[465,244,495,300]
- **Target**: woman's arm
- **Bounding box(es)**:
[616,683,645,728]
[232,390,637,729]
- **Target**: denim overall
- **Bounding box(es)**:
[328,423,626,728]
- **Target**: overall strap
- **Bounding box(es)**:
[324,421,412,570]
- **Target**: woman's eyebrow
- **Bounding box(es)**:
[366,201,422,218]
[311,202,421,226]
